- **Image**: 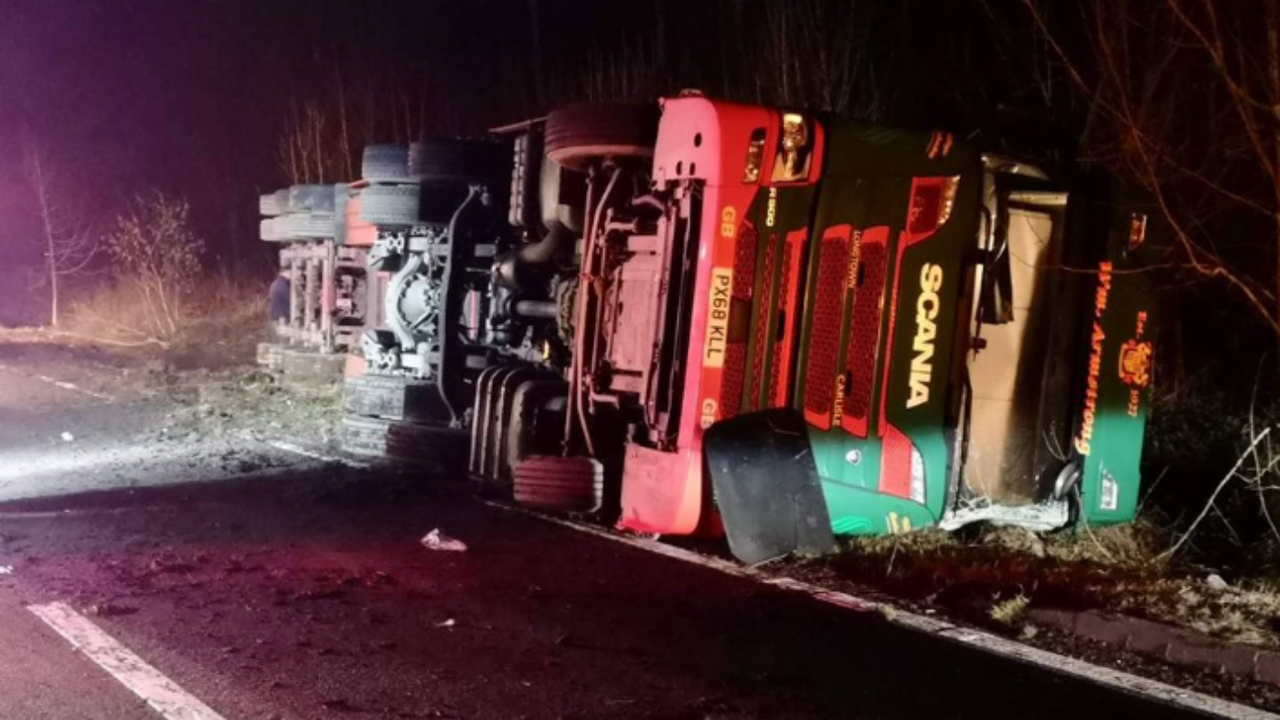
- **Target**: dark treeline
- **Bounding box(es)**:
[3,0,1275,556]
[262,0,1280,558]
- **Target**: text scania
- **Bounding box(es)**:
[907,263,943,409]
[704,268,734,368]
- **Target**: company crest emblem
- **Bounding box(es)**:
[1119,339,1152,388]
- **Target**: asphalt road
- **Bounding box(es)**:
[0,337,1236,720]
[0,458,1233,720]
[0,582,154,720]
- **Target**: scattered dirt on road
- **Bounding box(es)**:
[0,470,1216,720]
[6,327,1280,715]
[0,327,341,506]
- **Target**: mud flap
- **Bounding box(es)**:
[704,409,836,565]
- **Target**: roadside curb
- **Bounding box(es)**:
[1030,609,1280,687]
[486,501,1278,720]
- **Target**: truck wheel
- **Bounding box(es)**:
[343,374,440,423]
[260,218,284,242]
[281,212,338,239]
[339,415,465,466]
[359,185,421,226]
[408,140,509,185]
[280,349,345,383]
[340,415,393,458]
[287,184,337,213]
[543,104,657,172]
[259,192,285,217]
[345,374,408,420]
[512,455,603,512]
[386,421,468,466]
[256,342,285,369]
[362,144,412,183]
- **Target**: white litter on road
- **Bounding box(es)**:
[29,601,228,720]
[34,375,114,402]
[421,529,468,552]
[0,566,12,575]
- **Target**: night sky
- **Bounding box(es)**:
[0,0,557,277]
[0,0,1051,295]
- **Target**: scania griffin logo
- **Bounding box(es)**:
[907,264,943,410]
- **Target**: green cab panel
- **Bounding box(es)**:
[792,119,981,535]
[1076,205,1158,524]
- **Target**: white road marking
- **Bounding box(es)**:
[488,501,1279,720]
[266,440,369,468]
[33,374,115,402]
[28,602,228,720]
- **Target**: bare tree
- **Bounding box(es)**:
[278,98,342,185]
[103,193,205,342]
[755,0,874,116]
[1023,0,1280,337]
[23,140,99,327]
[276,82,447,185]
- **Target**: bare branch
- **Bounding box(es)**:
[1162,427,1272,559]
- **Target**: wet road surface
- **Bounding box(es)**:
[0,338,1236,719]
[0,464,1223,720]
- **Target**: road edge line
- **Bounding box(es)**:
[266,440,369,468]
[34,373,115,402]
[28,601,229,720]
[486,500,1277,720]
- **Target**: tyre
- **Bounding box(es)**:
[345,374,406,419]
[332,183,350,243]
[343,373,439,422]
[260,218,284,242]
[543,104,657,172]
[409,139,510,185]
[512,455,603,512]
[339,415,465,466]
[340,415,393,458]
[280,349,345,383]
[288,184,337,213]
[280,212,339,240]
[386,421,468,466]
[259,192,285,217]
[256,342,285,369]
[362,144,412,183]
[359,185,421,226]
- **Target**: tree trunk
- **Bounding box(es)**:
[30,150,59,327]
[49,253,58,327]
[1268,0,1280,372]
[526,0,544,108]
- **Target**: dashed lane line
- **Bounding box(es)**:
[28,602,229,720]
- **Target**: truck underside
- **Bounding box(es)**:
[300,95,1159,564]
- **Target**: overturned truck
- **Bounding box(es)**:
[353,96,1160,563]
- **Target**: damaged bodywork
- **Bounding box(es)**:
[351,96,1158,564]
